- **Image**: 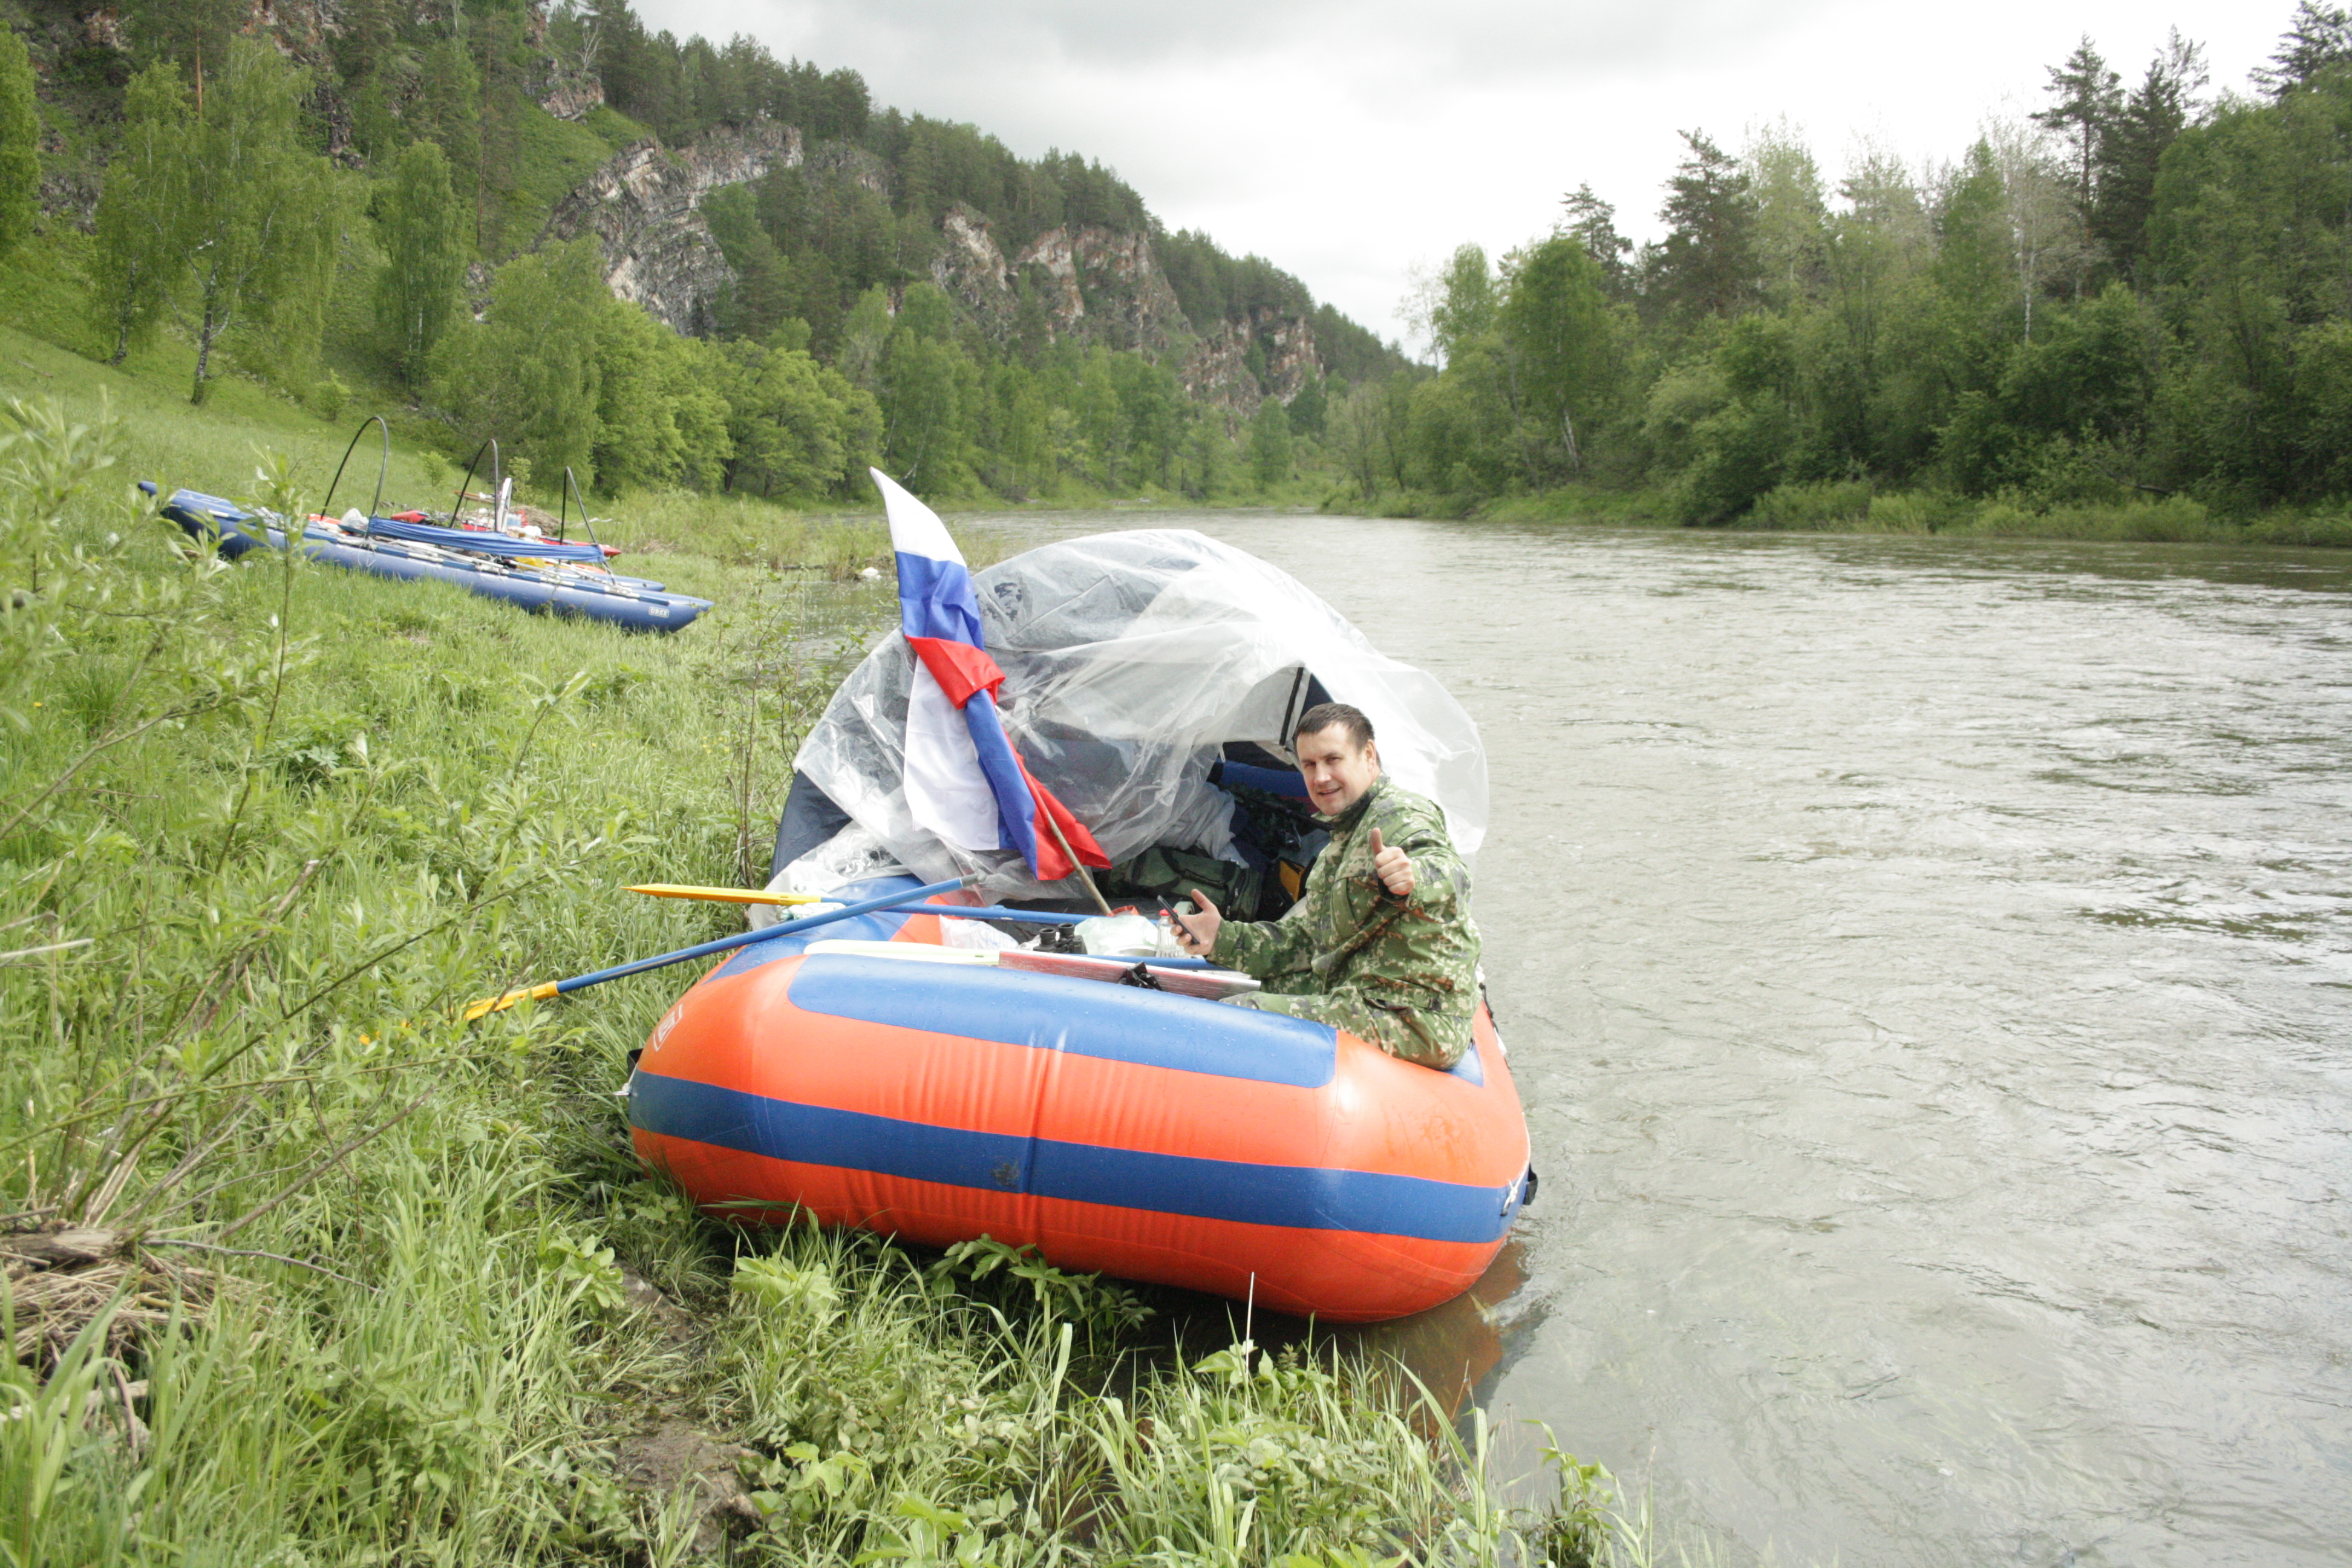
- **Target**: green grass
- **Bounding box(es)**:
[0,377,1645,1563]
[1377,474,2352,548]
[492,105,634,256]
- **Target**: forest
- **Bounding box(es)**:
[2,0,2348,529]
[0,0,1393,503]
[1350,3,2352,526]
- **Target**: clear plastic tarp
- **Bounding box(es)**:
[785,528,1488,903]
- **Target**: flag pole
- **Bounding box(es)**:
[1044,812,1115,916]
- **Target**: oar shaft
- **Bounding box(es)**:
[466,876,970,1020]
[927,905,1088,924]
[557,876,972,991]
[629,884,817,906]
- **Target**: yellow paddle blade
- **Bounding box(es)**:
[463,981,560,1022]
[627,883,818,906]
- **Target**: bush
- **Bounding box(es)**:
[1748,479,1872,530]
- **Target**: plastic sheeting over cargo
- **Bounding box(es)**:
[789,529,1488,901]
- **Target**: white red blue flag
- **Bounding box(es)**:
[873,469,1109,883]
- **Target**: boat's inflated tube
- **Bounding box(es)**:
[629,878,1532,1322]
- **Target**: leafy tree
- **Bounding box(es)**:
[1935,140,2021,376]
[376,140,467,391]
[1822,146,1939,474]
[1075,351,1125,486]
[879,324,977,490]
[1326,380,1387,500]
[1650,130,1757,324]
[1423,244,1495,366]
[90,63,185,364]
[0,26,38,260]
[1498,234,1617,475]
[1249,395,1292,489]
[835,286,892,391]
[434,238,612,486]
[591,302,693,490]
[1985,117,2089,334]
[2149,70,2352,500]
[1286,371,1327,438]
[151,40,341,403]
[716,339,878,497]
[408,36,483,235]
[1745,123,1828,308]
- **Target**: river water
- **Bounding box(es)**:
[971,511,2352,1567]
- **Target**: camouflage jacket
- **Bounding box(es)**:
[1211,776,1481,1059]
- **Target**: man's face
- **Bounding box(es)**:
[1295,724,1380,815]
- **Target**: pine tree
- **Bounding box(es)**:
[1559,183,1633,299]
[376,140,466,391]
[2091,31,2207,282]
[1651,130,1757,323]
[2031,36,2122,214]
[2253,2,2352,98]
[0,27,39,260]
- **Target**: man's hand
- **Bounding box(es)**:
[1173,889,1223,955]
[1369,828,1415,897]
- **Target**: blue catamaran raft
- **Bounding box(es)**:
[145,485,714,633]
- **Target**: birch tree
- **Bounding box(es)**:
[163,41,340,403]
[374,139,466,391]
[0,27,38,260]
[89,63,186,365]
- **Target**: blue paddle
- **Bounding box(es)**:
[463,875,975,1019]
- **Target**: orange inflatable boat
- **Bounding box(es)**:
[627,880,1533,1322]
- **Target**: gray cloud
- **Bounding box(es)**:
[633,0,2285,342]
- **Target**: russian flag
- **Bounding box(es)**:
[874,469,1110,883]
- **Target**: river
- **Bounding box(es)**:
[972,511,2352,1568]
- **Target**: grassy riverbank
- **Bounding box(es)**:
[0,363,1639,1562]
[1354,477,2352,549]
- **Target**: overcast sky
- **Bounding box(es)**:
[634,0,2290,354]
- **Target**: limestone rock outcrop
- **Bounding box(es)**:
[1178,309,1321,415]
[929,204,1018,336]
[1011,226,1189,353]
[544,122,803,336]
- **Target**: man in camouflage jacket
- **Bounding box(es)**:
[1172,703,1481,1069]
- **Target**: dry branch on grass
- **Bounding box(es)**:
[1,1224,247,1367]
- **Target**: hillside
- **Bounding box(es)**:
[0,0,1405,505]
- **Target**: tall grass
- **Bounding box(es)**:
[0,393,1647,1564]
[1459,469,2352,549]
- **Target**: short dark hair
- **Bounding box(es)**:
[1295,701,1374,750]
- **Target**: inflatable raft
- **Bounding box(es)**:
[147,486,713,633]
[629,877,1532,1322]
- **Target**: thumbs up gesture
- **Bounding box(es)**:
[1368,828,1415,898]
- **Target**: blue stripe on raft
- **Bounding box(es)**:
[630,1071,1514,1244]
[788,953,1338,1088]
[893,552,986,644]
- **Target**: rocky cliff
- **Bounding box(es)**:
[928,209,1189,356]
[926,205,1316,412]
[544,122,803,336]
[1180,308,1321,411]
